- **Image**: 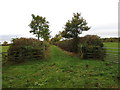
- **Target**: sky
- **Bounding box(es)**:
[0,0,119,43]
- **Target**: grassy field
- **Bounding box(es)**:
[2,45,119,88]
[104,42,118,47]
[103,42,119,62]
[0,46,9,53]
[0,46,9,63]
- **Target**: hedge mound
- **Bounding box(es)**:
[8,38,49,63]
[78,35,106,60]
[56,35,106,60]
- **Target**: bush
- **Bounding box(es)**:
[78,35,106,60]
[56,35,106,60]
[8,38,49,63]
[56,39,75,52]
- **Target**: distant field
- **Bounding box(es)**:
[0,46,9,53]
[104,42,118,47]
[104,42,119,53]
[0,46,9,63]
[103,42,119,62]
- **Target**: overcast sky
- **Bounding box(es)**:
[0,0,119,43]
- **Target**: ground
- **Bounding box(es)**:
[2,45,119,88]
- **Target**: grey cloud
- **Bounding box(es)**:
[93,23,117,30]
[0,34,23,43]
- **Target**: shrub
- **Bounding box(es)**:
[56,35,106,60]
[8,38,49,63]
[78,35,106,60]
[56,39,75,52]
[2,41,11,46]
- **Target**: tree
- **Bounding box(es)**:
[62,12,90,38]
[62,12,90,52]
[3,41,8,46]
[51,31,62,44]
[29,14,50,41]
[11,38,18,43]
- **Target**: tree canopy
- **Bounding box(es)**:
[51,31,62,44]
[61,12,90,52]
[62,12,90,39]
[29,14,50,41]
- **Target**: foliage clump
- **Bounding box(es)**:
[56,39,75,52]
[2,41,11,46]
[56,35,106,60]
[50,32,62,45]
[29,14,50,41]
[78,35,106,60]
[61,12,90,52]
[8,38,49,63]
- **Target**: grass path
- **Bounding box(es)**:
[2,45,118,88]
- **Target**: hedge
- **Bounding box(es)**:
[56,35,106,60]
[8,38,49,63]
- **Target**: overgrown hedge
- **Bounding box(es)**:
[78,35,106,60]
[55,39,75,52]
[2,44,11,46]
[101,37,120,42]
[8,38,49,63]
[56,35,106,60]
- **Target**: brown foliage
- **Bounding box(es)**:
[8,38,49,63]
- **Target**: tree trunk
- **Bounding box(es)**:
[38,29,40,40]
[38,34,39,40]
[73,37,79,53]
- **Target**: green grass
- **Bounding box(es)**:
[0,46,9,63]
[2,45,119,88]
[103,42,119,62]
[104,42,118,47]
[0,46,9,53]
